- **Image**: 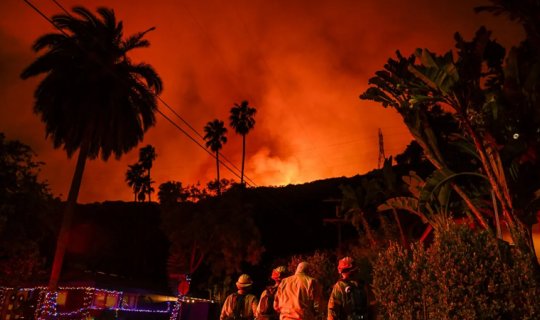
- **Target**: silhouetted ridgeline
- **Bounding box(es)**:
[62,175,371,290]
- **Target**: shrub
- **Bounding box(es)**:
[373,242,428,320]
[372,223,540,319]
[427,225,509,319]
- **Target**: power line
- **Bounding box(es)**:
[45,0,257,187]
[50,0,69,15]
[157,96,204,140]
[158,97,258,186]
[155,109,251,185]
[22,0,255,187]
[51,2,258,188]
[166,3,259,186]
[22,0,56,26]
[28,0,342,225]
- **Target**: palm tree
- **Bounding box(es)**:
[125,163,145,201]
[139,144,156,202]
[20,6,162,289]
[229,100,256,186]
[203,119,227,195]
[138,175,154,202]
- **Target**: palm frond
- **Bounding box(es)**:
[72,6,100,26]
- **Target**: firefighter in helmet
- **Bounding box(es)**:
[327,257,368,320]
[256,266,287,319]
[220,274,259,320]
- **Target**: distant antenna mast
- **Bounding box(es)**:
[378,128,386,169]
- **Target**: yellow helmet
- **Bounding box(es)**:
[236,274,253,288]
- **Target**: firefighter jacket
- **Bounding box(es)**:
[256,285,279,320]
[327,279,368,320]
[220,292,259,320]
[274,271,324,320]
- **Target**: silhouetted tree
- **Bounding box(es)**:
[125,163,145,201]
[185,182,210,202]
[0,133,57,285]
[360,3,540,255]
[203,119,227,195]
[158,181,188,205]
[138,175,154,202]
[139,144,156,202]
[229,100,257,186]
[20,6,162,289]
[206,178,234,196]
[160,189,264,289]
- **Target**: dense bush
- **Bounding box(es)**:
[0,133,58,285]
[373,223,540,320]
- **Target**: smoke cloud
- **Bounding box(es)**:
[0,0,523,202]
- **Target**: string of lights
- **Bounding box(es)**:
[169,298,182,320]
[1,286,215,319]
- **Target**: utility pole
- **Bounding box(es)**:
[323,199,348,257]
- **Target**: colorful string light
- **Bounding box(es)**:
[0,286,214,319]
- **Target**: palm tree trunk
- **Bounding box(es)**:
[463,124,537,254]
[216,152,221,195]
[241,134,246,186]
[49,140,89,290]
[148,167,152,202]
[410,129,491,230]
[464,123,515,227]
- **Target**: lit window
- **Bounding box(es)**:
[57,291,68,306]
[105,294,119,308]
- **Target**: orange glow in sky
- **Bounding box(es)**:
[0,0,523,203]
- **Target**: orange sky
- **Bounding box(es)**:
[0,0,524,203]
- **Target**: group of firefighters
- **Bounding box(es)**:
[219,257,368,320]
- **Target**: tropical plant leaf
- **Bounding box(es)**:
[377,197,429,224]
[402,171,425,198]
[448,133,481,161]
[416,48,439,69]
[407,65,439,91]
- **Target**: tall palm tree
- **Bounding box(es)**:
[229,100,256,186]
[139,144,156,202]
[138,175,154,202]
[125,163,145,201]
[203,119,227,195]
[20,6,162,289]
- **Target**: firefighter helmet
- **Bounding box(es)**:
[271,266,287,281]
[236,274,253,288]
[338,256,356,273]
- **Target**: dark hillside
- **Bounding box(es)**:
[59,164,427,293]
[63,201,169,292]
[246,175,365,259]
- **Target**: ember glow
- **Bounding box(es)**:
[0,0,523,202]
